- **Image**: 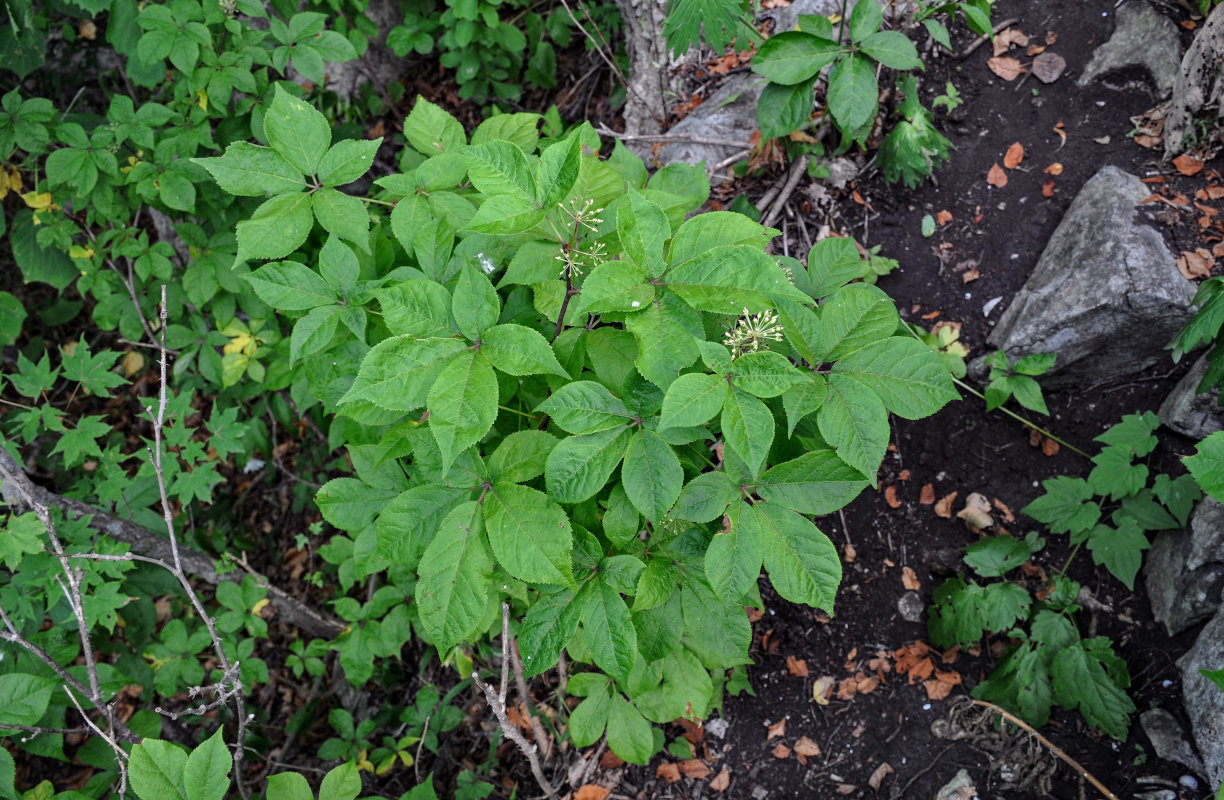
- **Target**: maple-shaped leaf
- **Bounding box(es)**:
[1050,641,1135,740]
[662,0,757,57]
[170,461,225,505]
[1023,476,1100,538]
[878,76,952,189]
[1085,516,1149,590]
[61,341,127,397]
[50,415,110,467]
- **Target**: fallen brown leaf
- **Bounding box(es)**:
[843,543,857,563]
[987,56,1025,80]
[675,717,704,744]
[1003,142,1024,168]
[963,268,980,283]
[856,673,879,694]
[79,19,97,39]
[907,656,935,684]
[1174,154,1206,176]
[919,483,936,504]
[575,785,611,800]
[600,750,625,768]
[710,766,731,792]
[837,785,858,795]
[680,760,712,779]
[902,566,921,591]
[1182,19,1197,29]
[957,492,994,529]
[923,669,963,700]
[1045,30,1057,45]
[1179,250,1212,279]
[992,27,1029,56]
[1032,51,1066,83]
[657,763,681,783]
[940,645,961,664]
[1042,437,1060,456]
[1042,180,1055,198]
[793,736,821,757]
[884,485,901,508]
[1207,186,1224,199]
[787,655,810,677]
[1044,162,1062,175]
[986,163,1008,188]
[767,718,787,739]
[934,492,958,518]
[812,675,835,705]
[772,743,791,759]
[936,209,953,226]
[837,677,858,700]
[991,498,1015,522]
[1026,44,1046,56]
[868,763,894,791]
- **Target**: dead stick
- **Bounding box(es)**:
[763,155,810,229]
[958,17,1021,59]
[968,699,1120,800]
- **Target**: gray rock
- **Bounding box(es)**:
[1159,354,1224,439]
[1078,2,1182,97]
[1146,497,1224,635]
[1179,606,1224,789]
[1140,708,1206,775]
[658,0,911,170]
[898,591,925,623]
[933,769,974,800]
[1134,791,1176,800]
[979,166,1195,388]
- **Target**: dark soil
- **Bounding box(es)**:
[597,1,1220,799]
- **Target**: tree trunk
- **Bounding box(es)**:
[611,0,675,149]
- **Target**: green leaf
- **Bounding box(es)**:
[428,351,499,471]
[318,762,362,800]
[664,245,809,315]
[10,211,78,289]
[751,32,838,85]
[129,739,188,800]
[545,427,632,504]
[669,212,776,264]
[781,379,826,436]
[0,674,54,728]
[606,694,653,764]
[1024,476,1101,537]
[721,387,774,478]
[244,260,335,310]
[50,414,109,467]
[807,236,863,298]
[466,140,536,201]
[568,684,611,746]
[485,483,574,586]
[730,350,808,398]
[535,381,634,435]
[1086,518,1148,590]
[415,502,494,652]
[535,134,582,207]
[519,588,580,677]
[756,502,840,612]
[480,323,569,377]
[624,294,701,391]
[979,582,1032,632]
[859,30,922,69]
[341,336,467,410]
[404,97,467,155]
[816,283,900,361]
[376,485,467,564]
[622,429,683,522]
[465,195,545,235]
[453,263,501,340]
[234,192,313,265]
[756,448,867,514]
[192,142,304,196]
[61,342,126,396]
[1051,643,1135,740]
[378,279,454,338]
[1185,430,1224,502]
[963,534,1030,578]
[264,85,330,175]
[832,337,957,418]
[706,501,764,603]
[317,478,401,532]
[576,577,638,684]
[759,79,816,141]
[661,0,754,56]
[182,729,231,800]
[659,372,728,430]
[672,472,738,523]
[847,0,882,41]
[574,259,656,314]
[817,379,888,480]
[312,188,369,251]
[317,138,382,187]
[487,430,559,483]
[1088,445,1148,501]
[619,188,669,274]
[826,53,878,134]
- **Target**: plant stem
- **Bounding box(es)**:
[1058,541,1083,578]
[951,377,1090,458]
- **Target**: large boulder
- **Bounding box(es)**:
[1179,606,1224,790]
[1145,497,1224,636]
[1078,1,1182,97]
[1159,354,1224,439]
[980,166,1196,387]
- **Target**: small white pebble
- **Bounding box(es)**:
[922,703,931,711]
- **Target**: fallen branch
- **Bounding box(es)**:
[0,448,345,640]
[594,124,750,149]
[762,155,810,229]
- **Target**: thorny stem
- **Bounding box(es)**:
[950,377,1090,458]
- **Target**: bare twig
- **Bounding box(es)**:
[65,685,130,798]
[958,17,1022,59]
[763,155,810,229]
[594,124,750,148]
[509,636,554,762]
[473,603,559,799]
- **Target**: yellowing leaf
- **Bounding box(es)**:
[251,598,271,616]
[69,245,95,259]
[224,332,254,355]
[21,191,54,211]
[197,89,209,111]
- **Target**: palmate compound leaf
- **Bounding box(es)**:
[414,501,494,653]
[662,0,756,58]
[483,482,574,586]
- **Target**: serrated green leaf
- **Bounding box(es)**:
[485,482,574,586]
[721,387,774,479]
[1088,444,1148,501]
[830,337,957,419]
[963,534,1030,578]
[192,142,304,196]
[264,85,330,175]
[415,502,494,652]
[1095,411,1159,456]
[404,96,466,155]
[535,134,582,207]
[464,194,546,235]
[243,260,335,310]
[1023,476,1101,537]
[781,378,826,436]
[663,245,809,315]
[480,323,569,377]
[317,477,400,532]
[624,293,700,391]
[755,502,840,612]
[574,259,656,314]
[341,336,467,410]
[859,30,922,69]
[312,188,369,251]
[376,484,467,564]
[619,188,669,275]
[378,279,454,338]
[466,140,536,201]
[706,501,763,603]
[759,78,817,141]
[518,588,580,677]
[659,372,728,430]
[0,674,54,728]
[751,31,838,85]
[182,729,231,800]
[545,426,631,504]
[622,429,683,522]
[1086,517,1148,590]
[318,762,361,800]
[453,263,501,340]
[978,582,1031,631]
[607,694,653,764]
[668,212,775,265]
[487,430,559,483]
[847,0,882,40]
[1051,642,1135,740]
[816,283,900,361]
[1185,430,1224,503]
[265,772,312,800]
[234,192,313,265]
[576,577,638,685]
[129,739,187,800]
[756,448,867,515]
[567,684,611,746]
[827,53,878,134]
[730,350,808,398]
[427,351,499,471]
[317,138,381,187]
[672,471,738,523]
[818,377,888,481]
[535,381,634,435]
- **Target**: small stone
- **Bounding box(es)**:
[934,769,975,800]
[1139,708,1205,774]
[751,786,769,800]
[1180,775,1199,790]
[1032,52,1066,83]
[706,718,729,739]
[898,591,925,623]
